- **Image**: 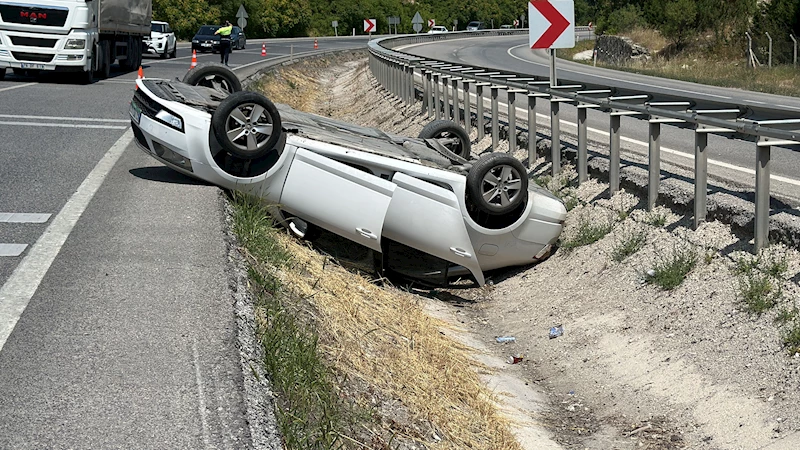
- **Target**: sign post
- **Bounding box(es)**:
[412,12,423,33]
[364,18,376,35]
[236,4,248,30]
[529,0,574,86]
[332,20,338,36]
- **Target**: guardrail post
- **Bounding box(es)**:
[507,89,518,153]
[550,97,561,175]
[766,32,772,69]
[426,71,435,118]
[649,122,661,210]
[791,34,797,67]
[609,113,621,194]
[443,75,453,120]
[421,69,429,115]
[694,131,708,228]
[433,73,441,120]
[451,77,462,125]
[476,83,489,140]
[408,65,416,104]
[755,144,771,251]
[577,106,588,183]
[400,63,408,103]
[463,80,473,136]
[491,85,501,150]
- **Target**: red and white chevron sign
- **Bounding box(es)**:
[428,19,435,28]
[529,0,574,49]
[364,18,376,33]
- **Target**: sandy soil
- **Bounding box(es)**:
[264,55,800,450]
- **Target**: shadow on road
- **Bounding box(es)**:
[129,166,210,185]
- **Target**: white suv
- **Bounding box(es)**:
[145,21,177,59]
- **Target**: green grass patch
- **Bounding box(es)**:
[647,245,697,290]
[775,307,799,325]
[643,210,668,227]
[560,215,614,251]
[738,272,779,315]
[611,227,648,262]
[782,322,800,356]
[230,192,361,448]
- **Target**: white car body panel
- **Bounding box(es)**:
[383,172,484,285]
[281,148,394,252]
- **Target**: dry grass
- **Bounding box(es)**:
[624,27,669,54]
[256,67,324,110]
[271,232,523,449]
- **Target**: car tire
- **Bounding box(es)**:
[466,152,528,216]
[418,119,471,159]
[170,44,177,58]
[182,62,242,94]
[212,91,283,160]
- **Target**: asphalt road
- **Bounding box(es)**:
[399,35,800,205]
[0,36,369,448]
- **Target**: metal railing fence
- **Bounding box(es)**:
[366,32,800,251]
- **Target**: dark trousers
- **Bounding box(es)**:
[219,39,231,65]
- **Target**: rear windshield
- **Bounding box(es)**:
[151,23,166,33]
[197,26,220,35]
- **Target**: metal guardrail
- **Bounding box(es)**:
[366,33,800,251]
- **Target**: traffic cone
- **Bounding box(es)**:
[261,43,266,57]
[135,66,143,90]
[190,50,197,69]
[314,38,318,50]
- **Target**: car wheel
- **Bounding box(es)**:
[212,91,282,160]
[182,62,242,94]
[466,152,528,216]
[170,44,177,58]
[418,119,471,159]
[160,45,168,59]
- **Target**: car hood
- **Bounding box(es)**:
[150,32,168,38]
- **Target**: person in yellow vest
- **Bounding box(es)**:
[215,21,233,66]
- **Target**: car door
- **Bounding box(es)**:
[382,172,484,285]
[279,148,394,252]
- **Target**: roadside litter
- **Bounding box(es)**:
[496,336,516,343]
[507,354,524,364]
[549,324,564,339]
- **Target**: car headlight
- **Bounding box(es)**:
[156,110,183,131]
[65,39,86,49]
[192,39,199,43]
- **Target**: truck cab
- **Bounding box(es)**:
[0,0,151,83]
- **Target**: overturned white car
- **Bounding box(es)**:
[130,63,566,286]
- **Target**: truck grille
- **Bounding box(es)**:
[10,36,57,47]
[0,3,69,27]
[11,52,53,63]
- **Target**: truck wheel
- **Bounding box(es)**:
[211,91,282,160]
[0,68,5,80]
[466,152,528,216]
[78,68,94,85]
[418,119,471,158]
[95,41,111,79]
[182,62,242,94]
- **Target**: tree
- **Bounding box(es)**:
[153,0,221,39]
[660,0,697,49]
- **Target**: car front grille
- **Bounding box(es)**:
[132,90,160,120]
[132,122,149,148]
[10,36,57,47]
[11,51,53,62]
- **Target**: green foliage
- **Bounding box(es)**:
[597,3,645,34]
[738,271,779,314]
[559,215,614,251]
[153,0,221,39]
[611,226,648,262]
[661,0,697,49]
[646,245,697,290]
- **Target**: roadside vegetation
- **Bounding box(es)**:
[230,193,523,449]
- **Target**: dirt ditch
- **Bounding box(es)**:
[252,53,800,449]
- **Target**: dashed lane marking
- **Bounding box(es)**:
[0,244,27,257]
[0,128,133,352]
[0,213,51,223]
[0,82,37,93]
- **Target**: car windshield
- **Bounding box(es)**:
[468,22,480,27]
[197,26,220,35]
[151,23,166,33]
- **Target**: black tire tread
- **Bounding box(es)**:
[211,91,282,160]
[182,62,242,93]
[466,152,529,216]
[418,119,471,159]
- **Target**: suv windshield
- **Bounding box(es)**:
[151,23,166,33]
[197,26,220,35]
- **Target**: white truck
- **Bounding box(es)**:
[0,0,151,83]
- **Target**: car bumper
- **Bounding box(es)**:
[144,40,167,54]
[0,30,90,71]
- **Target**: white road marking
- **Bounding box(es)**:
[0,121,127,130]
[0,213,51,223]
[0,244,27,257]
[0,82,37,93]
[0,128,132,352]
[0,114,128,123]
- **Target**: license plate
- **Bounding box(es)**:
[20,63,45,69]
[129,101,142,125]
